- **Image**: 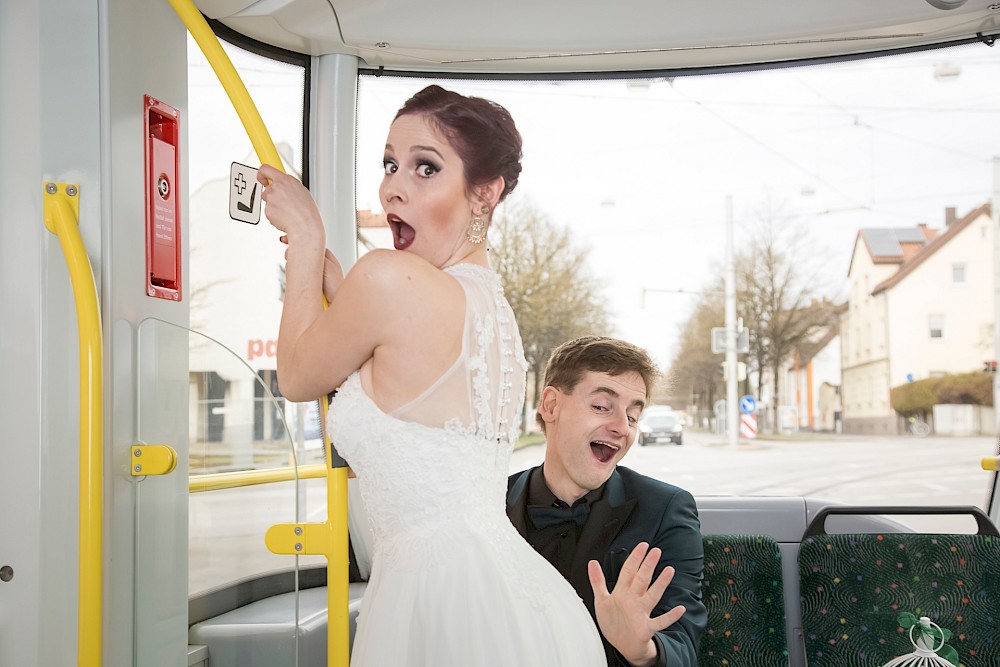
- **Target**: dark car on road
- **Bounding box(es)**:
[638,411,683,446]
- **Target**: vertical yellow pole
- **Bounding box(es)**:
[166,2,350,665]
[43,183,103,667]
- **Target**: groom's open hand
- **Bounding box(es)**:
[588,542,686,667]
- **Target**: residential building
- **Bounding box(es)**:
[841,204,993,434]
[779,301,845,432]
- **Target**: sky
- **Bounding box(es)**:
[189,38,1000,370]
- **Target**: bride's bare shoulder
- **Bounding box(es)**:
[345,250,460,302]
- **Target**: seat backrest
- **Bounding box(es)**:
[700,535,789,667]
[799,531,1000,667]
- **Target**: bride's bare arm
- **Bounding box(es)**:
[259,165,462,404]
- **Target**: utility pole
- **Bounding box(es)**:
[725,195,738,447]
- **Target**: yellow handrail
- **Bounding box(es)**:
[43,183,103,667]
[167,0,282,170]
[167,3,349,665]
[189,463,327,493]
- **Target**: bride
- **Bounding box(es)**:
[258,85,608,666]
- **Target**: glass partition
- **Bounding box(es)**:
[181,322,326,594]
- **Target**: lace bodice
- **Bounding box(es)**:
[326,263,528,552]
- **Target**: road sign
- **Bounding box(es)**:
[739,395,756,414]
[713,399,727,417]
[711,327,750,354]
[722,361,747,381]
[740,413,758,438]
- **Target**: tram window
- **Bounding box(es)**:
[187,34,324,595]
[358,41,1000,524]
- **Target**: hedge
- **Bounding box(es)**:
[890,371,993,417]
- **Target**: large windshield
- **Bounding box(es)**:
[358,43,1000,517]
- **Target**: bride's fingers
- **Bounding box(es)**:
[257,163,280,185]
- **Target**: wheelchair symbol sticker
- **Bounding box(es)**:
[229,162,262,225]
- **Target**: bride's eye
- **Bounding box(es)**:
[383,159,398,175]
[416,160,439,177]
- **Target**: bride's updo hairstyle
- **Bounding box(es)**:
[395,85,523,203]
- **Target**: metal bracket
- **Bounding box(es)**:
[131,444,178,476]
[265,522,333,556]
[42,182,80,233]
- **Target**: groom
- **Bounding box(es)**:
[507,336,705,667]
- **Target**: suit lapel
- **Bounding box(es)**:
[570,469,636,610]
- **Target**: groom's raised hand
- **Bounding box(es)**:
[588,542,686,667]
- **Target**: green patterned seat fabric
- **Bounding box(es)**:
[700,535,788,667]
[799,533,1000,667]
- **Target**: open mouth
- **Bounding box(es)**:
[387,214,415,251]
[590,441,620,464]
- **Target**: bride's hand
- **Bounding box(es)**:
[258,164,324,244]
[280,235,345,303]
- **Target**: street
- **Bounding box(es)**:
[188,431,998,594]
[510,430,998,529]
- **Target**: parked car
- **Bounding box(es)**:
[638,411,683,446]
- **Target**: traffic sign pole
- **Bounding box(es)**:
[725,196,738,448]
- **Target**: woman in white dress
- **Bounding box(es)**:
[257,85,607,666]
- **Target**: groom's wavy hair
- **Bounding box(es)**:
[537,336,661,432]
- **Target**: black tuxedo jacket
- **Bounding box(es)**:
[507,466,706,667]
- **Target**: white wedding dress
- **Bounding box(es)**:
[327,263,607,666]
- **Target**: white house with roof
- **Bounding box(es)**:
[840,204,993,434]
[778,302,845,433]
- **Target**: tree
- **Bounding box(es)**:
[490,199,610,431]
[736,200,837,429]
[667,284,725,414]
[667,199,838,430]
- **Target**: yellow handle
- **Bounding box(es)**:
[167,4,349,665]
[131,444,178,476]
[982,457,999,471]
[167,0,283,172]
[44,183,104,667]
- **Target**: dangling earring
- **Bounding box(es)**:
[467,204,490,244]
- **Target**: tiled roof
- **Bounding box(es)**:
[861,227,929,260]
[872,203,990,295]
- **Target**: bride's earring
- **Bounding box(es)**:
[467,204,490,244]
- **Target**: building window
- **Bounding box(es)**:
[952,263,966,283]
[929,314,944,339]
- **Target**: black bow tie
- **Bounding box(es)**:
[527,502,590,529]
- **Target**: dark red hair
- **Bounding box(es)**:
[395,85,523,202]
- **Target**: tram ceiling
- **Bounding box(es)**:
[195,0,1000,74]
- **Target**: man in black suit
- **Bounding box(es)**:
[507,336,705,667]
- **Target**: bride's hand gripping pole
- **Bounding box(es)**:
[166,2,349,666]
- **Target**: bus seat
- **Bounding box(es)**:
[700,534,789,667]
[188,582,366,666]
[797,506,1000,667]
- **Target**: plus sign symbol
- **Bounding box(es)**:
[233,172,247,195]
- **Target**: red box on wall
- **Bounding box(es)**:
[144,95,181,301]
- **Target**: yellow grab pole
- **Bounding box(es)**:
[43,183,103,667]
[167,0,282,170]
[167,3,349,665]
